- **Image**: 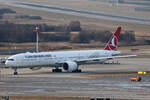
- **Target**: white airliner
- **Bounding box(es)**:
[5,27,135,75]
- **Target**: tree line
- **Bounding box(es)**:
[0,21,136,43]
[0,8,16,19]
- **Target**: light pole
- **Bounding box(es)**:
[34,26,40,53]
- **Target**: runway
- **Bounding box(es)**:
[0,57,150,99]
[0,73,150,99]
[1,0,150,25]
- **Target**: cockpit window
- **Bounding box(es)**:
[8,59,14,61]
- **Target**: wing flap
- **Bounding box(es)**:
[75,54,136,64]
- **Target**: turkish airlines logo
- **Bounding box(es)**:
[110,36,117,47]
[108,36,118,50]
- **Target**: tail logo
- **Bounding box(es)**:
[104,27,121,50]
[110,36,117,47]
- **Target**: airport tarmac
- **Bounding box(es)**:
[0,57,150,100]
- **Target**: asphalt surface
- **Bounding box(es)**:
[0,58,150,99]
[1,0,150,25]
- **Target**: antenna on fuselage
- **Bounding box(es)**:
[33,26,40,53]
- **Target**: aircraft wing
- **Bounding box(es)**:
[75,55,137,64]
[56,55,136,65]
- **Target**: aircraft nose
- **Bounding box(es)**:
[5,60,12,67]
[5,60,9,66]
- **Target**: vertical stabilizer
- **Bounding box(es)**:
[104,27,121,50]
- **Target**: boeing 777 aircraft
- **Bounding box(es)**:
[5,27,135,75]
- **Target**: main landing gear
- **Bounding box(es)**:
[52,68,62,72]
[13,68,18,75]
[52,68,82,73]
[72,69,82,73]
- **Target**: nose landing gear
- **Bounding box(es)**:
[13,68,18,75]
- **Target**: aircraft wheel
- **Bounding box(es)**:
[72,69,82,73]
[13,68,18,75]
[78,69,82,72]
[14,71,18,75]
[52,69,62,72]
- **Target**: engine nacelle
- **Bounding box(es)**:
[63,61,78,72]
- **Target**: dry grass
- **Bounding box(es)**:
[16,0,150,18]
[118,45,150,51]
[0,42,104,51]
[0,0,150,34]
[0,96,89,100]
[0,96,136,100]
[0,1,150,53]
[1,42,150,53]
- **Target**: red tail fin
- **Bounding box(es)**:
[104,27,121,50]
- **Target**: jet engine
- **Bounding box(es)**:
[63,61,78,72]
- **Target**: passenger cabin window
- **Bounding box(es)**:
[8,59,14,61]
